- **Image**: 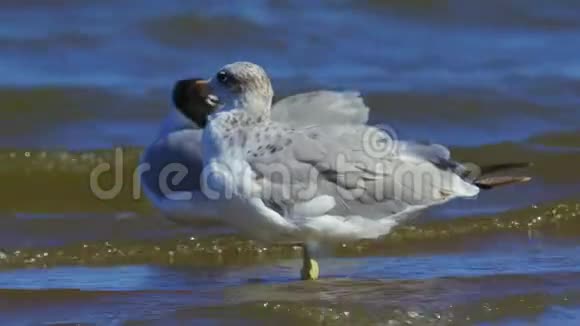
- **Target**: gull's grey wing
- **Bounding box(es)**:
[397,141,450,162]
[271,91,369,126]
[143,90,369,197]
[139,128,220,220]
[141,128,204,197]
[243,124,479,222]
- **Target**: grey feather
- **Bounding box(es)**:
[141,91,371,206]
[271,91,369,126]
[239,123,478,223]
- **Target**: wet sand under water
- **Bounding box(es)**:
[0,138,579,324]
[0,91,579,325]
[1,202,580,325]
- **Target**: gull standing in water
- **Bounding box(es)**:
[141,79,370,224]
[193,61,530,280]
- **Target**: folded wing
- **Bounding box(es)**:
[245,124,479,225]
[271,91,369,126]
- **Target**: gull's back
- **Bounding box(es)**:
[231,121,479,240]
[140,91,371,223]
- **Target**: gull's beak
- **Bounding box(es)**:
[171,78,219,127]
[172,78,220,110]
[194,79,220,108]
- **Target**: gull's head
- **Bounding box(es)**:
[211,62,273,113]
[189,62,274,119]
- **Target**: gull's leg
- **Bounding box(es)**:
[300,243,319,280]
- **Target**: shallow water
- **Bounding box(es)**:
[1,0,580,324]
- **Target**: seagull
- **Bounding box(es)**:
[192,61,531,280]
[140,79,370,225]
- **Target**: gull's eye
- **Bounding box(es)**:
[217,71,229,85]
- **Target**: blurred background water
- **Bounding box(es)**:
[1,0,580,324]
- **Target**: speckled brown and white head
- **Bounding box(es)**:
[193,62,274,119]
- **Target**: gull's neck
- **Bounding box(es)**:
[228,90,272,119]
[203,104,270,163]
[209,94,272,130]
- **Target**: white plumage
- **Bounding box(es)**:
[201,62,479,243]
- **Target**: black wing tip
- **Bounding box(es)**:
[475,176,532,190]
[479,162,533,175]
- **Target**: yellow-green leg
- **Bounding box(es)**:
[300,244,319,280]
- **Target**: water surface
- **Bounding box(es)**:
[1,0,580,324]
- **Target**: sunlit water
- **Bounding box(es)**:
[1,0,580,324]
